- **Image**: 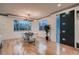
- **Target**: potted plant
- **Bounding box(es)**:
[44,25,51,41]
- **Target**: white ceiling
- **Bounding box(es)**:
[0,3,77,20]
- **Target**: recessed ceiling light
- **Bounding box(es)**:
[57,3,61,7]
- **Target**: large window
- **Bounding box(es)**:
[14,20,31,31]
[39,19,48,30]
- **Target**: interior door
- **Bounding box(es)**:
[60,10,75,47]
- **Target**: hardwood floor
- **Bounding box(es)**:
[0,38,79,55]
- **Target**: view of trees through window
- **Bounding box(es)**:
[14,20,31,31]
[39,19,48,30]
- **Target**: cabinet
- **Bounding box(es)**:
[60,10,75,47]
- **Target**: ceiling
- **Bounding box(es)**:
[0,3,78,20]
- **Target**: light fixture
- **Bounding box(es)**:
[57,3,61,7]
[33,20,37,22]
[24,13,31,20]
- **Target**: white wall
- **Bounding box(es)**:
[43,14,56,42]
[0,16,24,40]
[75,6,79,44]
